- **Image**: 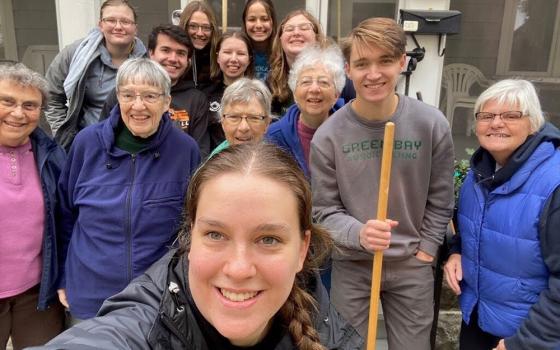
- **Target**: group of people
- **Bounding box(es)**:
[0,0,558,349]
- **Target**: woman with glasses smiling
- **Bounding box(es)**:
[45,0,146,151]
[444,79,560,350]
[55,58,200,324]
[268,10,325,118]
[179,1,219,91]
[267,44,345,180]
[0,63,66,349]
[210,78,271,157]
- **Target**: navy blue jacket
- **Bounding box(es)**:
[266,99,345,178]
[30,128,66,310]
[57,107,200,319]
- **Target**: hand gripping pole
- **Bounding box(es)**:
[367,122,395,350]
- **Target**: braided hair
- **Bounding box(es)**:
[178,143,332,350]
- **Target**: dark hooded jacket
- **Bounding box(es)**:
[34,250,363,349]
[450,122,560,350]
[29,128,66,310]
[188,46,212,91]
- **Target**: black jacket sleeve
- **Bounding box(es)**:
[187,93,211,159]
[505,186,560,350]
[30,254,171,350]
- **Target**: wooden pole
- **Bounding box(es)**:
[337,0,341,42]
[366,122,395,350]
[222,0,227,33]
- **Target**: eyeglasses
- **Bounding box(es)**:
[118,91,165,104]
[187,23,213,33]
[297,76,333,89]
[0,96,41,112]
[101,17,136,28]
[283,22,314,33]
[475,111,525,123]
[222,114,268,125]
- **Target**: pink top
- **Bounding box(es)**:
[297,117,317,167]
[0,141,44,298]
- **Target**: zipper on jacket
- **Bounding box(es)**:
[125,154,137,283]
[37,147,52,311]
[159,311,188,346]
[476,193,490,298]
[32,138,59,311]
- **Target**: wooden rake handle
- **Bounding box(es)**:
[366,122,395,350]
[222,0,228,33]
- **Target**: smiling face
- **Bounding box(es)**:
[244,2,273,43]
[98,5,137,49]
[187,11,212,50]
[221,97,270,145]
[294,65,338,125]
[188,172,310,346]
[346,41,405,108]
[0,80,42,147]
[117,82,171,138]
[149,34,190,85]
[217,37,251,85]
[475,99,532,166]
[280,15,317,63]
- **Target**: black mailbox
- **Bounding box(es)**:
[400,9,461,35]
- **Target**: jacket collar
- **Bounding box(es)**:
[102,104,173,155]
[30,127,60,171]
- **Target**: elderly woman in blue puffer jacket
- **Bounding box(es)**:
[444,79,560,350]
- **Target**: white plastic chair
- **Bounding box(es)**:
[441,63,491,136]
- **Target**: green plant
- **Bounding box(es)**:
[454,148,475,202]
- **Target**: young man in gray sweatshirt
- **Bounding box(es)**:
[310,18,454,350]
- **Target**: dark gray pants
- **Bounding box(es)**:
[0,285,64,350]
[331,256,434,350]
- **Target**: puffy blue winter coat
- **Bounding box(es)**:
[458,141,560,337]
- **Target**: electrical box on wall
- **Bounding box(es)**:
[400,10,461,35]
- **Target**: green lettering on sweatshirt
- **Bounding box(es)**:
[341,138,422,161]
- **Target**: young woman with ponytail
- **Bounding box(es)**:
[34,143,362,350]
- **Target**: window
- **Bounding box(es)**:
[327,0,397,41]
[497,0,560,79]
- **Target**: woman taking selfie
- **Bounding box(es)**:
[35,143,363,349]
